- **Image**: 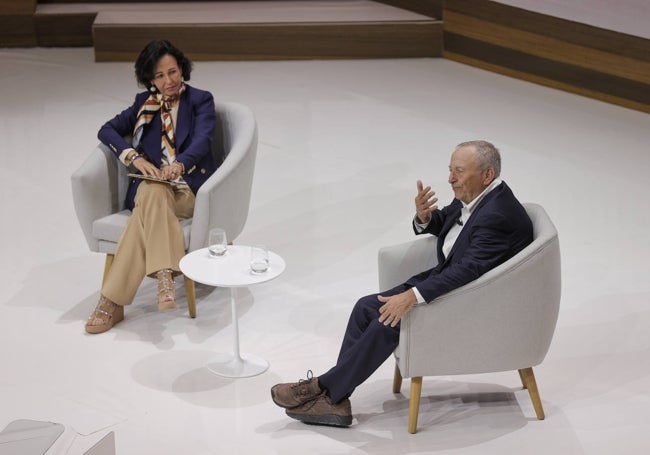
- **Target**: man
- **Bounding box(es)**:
[271,140,533,427]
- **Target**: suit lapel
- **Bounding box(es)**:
[435,205,462,266]
[440,206,461,239]
[440,182,505,264]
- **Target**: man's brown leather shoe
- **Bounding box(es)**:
[285,393,352,427]
[271,370,322,409]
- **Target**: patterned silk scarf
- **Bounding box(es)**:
[132,82,186,164]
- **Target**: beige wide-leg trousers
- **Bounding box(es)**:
[101,181,195,306]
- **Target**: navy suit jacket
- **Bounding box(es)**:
[407,181,533,303]
[98,85,217,210]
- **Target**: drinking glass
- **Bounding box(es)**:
[250,245,269,274]
[208,228,227,257]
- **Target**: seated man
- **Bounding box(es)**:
[271,140,533,427]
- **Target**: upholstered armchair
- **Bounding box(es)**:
[378,203,561,433]
[71,101,258,318]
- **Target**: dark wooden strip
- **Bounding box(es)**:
[0,15,37,46]
[37,0,279,3]
[0,0,35,15]
[446,0,650,63]
[445,32,650,107]
[34,13,96,46]
[446,50,650,114]
[444,11,650,84]
[93,22,442,61]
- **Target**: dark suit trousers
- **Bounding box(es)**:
[318,283,411,403]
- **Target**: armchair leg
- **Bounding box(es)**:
[102,254,114,286]
[184,276,197,318]
[393,364,403,393]
[518,367,545,420]
[518,369,527,389]
[408,377,423,434]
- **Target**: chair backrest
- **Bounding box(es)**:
[188,101,258,251]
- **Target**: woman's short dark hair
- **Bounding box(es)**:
[134,39,193,89]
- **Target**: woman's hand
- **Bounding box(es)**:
[133,157,161,178]
[161,162,183,181]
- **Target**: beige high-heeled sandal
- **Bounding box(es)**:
[85,295,124,334]
[157,269,177,311]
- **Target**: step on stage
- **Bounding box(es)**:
[34,1,442,61]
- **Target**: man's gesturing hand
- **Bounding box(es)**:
[378,290,418,327]
[415,180,438,224]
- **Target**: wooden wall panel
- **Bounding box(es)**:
[0,0,36,46]
[93,22,442,61]
[34,12,96,46]
[443,0,650,114]
[0,0,36,14]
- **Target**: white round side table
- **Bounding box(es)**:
[179,245,286,378]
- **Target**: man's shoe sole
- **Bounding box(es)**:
[285,410,352,427]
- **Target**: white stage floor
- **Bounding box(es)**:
[0,47,649,454]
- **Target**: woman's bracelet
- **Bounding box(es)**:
[126,152,142,166]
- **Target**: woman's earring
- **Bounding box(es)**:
[150,85,157,93]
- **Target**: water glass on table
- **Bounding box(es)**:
[250,245,269,274]
[208,228,227,257]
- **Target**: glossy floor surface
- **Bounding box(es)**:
[1,47,649,454]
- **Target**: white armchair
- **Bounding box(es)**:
[71,101,258,318]
[378,203,561,433]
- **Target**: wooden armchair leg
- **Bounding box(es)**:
[102,254,114,286]
[518,367,545,420]
[393,363,403,393]
[518,369,527,389]
[184,276,197,318]
[408,377,423,434]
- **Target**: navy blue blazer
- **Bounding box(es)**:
[407,181,533,303]
[98,85,217,210]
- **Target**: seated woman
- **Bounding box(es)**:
[85,39,218,334]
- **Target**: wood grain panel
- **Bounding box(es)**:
[446,0,650,62]
[0,0,36,46]
[0,15,37,46]
[34,12,96,46]
[444,33,650,114]
[93,22,442,61]
[445,11,650,85]
[443,0,650,113]
[446,51,650,115]
[0,0,35,15]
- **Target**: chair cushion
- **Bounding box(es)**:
[92,210,131,243]
[92,210,193,249]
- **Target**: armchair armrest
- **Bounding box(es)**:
[71,144,120,251]
[378,236,439,291]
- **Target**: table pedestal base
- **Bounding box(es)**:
[206,352,269,378]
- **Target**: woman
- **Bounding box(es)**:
[85,39,217,334]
